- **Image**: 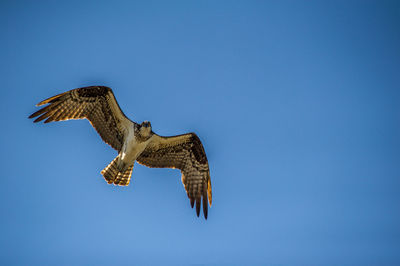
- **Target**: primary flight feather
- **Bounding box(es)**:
[29,86,212,219]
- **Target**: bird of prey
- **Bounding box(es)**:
[29,86,212,219]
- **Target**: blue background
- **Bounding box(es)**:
[1,1,399,265]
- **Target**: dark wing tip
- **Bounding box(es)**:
[33,116,45,123]
[196,198,201,217]
[29,92,65,122]
[190,197,195,208]
[28,113,36,119]
[29,104,58,123]
[29,107,47,120]
[44,117,54,123]
[208,175,212,206]
[203,189,208,220]
[190,195,208,219]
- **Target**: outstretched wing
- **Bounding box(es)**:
[137,133,212,219]
[29,86,132,151]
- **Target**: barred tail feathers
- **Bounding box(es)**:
[114,164,134,186]
[101,156,134,186]
[101,156,120,184]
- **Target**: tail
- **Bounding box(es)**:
[101,155,134,186]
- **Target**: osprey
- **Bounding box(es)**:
[29,86,212,219]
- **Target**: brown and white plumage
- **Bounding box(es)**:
[29,86,130,150]
[137,133,212,218]
[29,86,212,219]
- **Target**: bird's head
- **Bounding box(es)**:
[140,121,152,136]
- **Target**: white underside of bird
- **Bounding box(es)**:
[118,124,147,170]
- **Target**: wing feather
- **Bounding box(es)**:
[137,133,212,219]
[29,86,131,151]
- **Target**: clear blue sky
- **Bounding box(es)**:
[1,1,399,265]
